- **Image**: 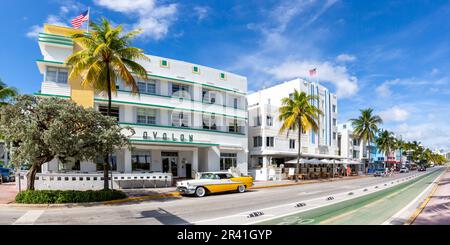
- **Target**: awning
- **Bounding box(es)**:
[285,158,331,165]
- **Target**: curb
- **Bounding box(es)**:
[0,175,368,208]
[404,168,448,225]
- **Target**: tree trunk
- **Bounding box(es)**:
[104,156,110,190]
[26,164,38,190]
[295,120,302,183]
[104,62,112,190]
[367,139,370,175]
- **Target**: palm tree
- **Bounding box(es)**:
[278,90,323,182]
[0,79,18,106]
[66,18,149,190]
[375,130,395,167]
[350,108,383,174]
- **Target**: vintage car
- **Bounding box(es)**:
[176,172,254,197]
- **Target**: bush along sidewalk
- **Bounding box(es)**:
[15,189,127,204]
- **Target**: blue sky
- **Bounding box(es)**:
[0,0,449,150]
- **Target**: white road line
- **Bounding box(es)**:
[382,170,445,225]
[13,210,45,225]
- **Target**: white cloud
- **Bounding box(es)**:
[336,53,356,62]
[394,123,450,150]
[431,68,440,76]
[194,6,209,21]
[379,106,410,122]
[26,15,68,38]
[375,82,393,97]
[266,60,359,98]
[94,0,177,40]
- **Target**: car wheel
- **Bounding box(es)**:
[237,185,246,193]
[195,187,207,197]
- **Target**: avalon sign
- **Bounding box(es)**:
[143,131,194,142]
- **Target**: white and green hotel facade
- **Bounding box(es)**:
[22,25,248,190]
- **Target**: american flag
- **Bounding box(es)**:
[309,68,317,76]
[71,10,89,29]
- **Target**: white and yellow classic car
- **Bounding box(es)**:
[176,172,254,197]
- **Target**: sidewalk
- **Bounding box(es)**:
[412,167,450,225]
[0,182,17,204]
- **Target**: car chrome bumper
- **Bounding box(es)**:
[177,186,196,195]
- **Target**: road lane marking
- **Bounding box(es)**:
[13,210,45,225]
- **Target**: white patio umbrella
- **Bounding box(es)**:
[285,158,311,164]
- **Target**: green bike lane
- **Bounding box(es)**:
[258,168,445,225]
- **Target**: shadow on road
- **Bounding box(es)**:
[137,208,191,225]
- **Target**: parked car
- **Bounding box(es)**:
[373,168,388,177]
[418,166,426,172]
[0,167,15,182]
[399,167,409,173]
[176,172,254,197]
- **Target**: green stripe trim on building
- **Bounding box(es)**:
[36,59,65,65]
[94,98,247,120]
[120,122,246,137]
[39,32,72,39]
[116,90,246,112]
[38,40,74,47]
[130,139,219,146]
[38,34,73,42]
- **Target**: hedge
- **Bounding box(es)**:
[15,189,127,204]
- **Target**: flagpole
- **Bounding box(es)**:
[86,7,90,33]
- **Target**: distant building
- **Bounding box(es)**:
[247,78,340,180]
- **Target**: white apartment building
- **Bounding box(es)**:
[21,25,248,190]
[337,122,365,173]
[247,78,340,180]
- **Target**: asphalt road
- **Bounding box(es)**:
[0,167,443,225]
[257,167,444,225]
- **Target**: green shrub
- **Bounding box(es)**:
[15,189,127,204]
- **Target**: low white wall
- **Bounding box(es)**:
[16,172,173,191]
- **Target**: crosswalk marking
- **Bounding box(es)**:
[13,210,45,225]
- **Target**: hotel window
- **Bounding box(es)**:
[138,80,157,95]
[332,105,336,113]
[333,118,337,126]
[253,136,262,147]
[266,137,274,147]
[172,111,190,127]
[289,139,296,149]
[202,113,217,130]
[99,105,120,121]
[266,115,273,126]
[45,67,68,84]
[220,73,226,80]
[171,83,191,98]
[289,93,294,99]
[202,89,217,104]
[333,132,337,140]
[95,155,117,171]
[131,151,151,171]
[220,153,237,170]
[233,98,239,109]
[228,118,239,133]
[137,108,157,125]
